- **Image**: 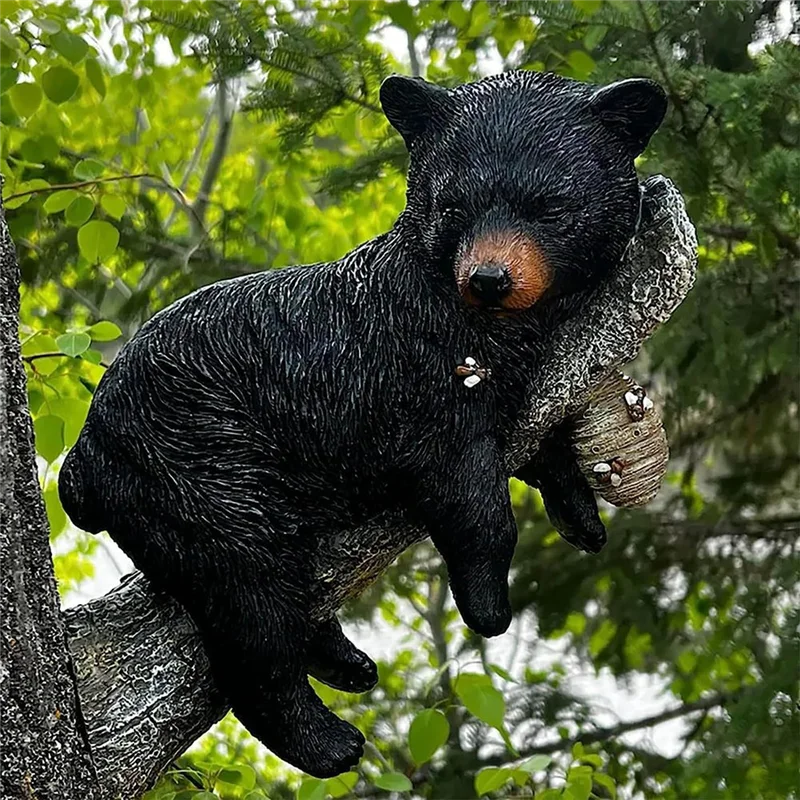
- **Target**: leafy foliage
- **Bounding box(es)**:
[2,1,797,798]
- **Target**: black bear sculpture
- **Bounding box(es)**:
[59,70,667,777]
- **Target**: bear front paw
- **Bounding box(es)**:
[308,650,378,694]
[307,616,379,694]
[449,573,512,638]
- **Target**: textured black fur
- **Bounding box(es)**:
[59,71,666,777]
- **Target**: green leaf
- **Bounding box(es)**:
[51,31,89,64]
[297,778,326,800]
[325,771,358,798]
[49,398,90,448]
[81,349,103,365]
[579,753,603,767]
[88,321,122,341]
[218,765,255,789]
[9,82,42,117]
[565,766,593,800]
[474,767,512,796]
[518,755,552,774]
[593,772,617,799]
[373,773,412,792]
[85,57,106,97]
[44,485,67,536]
[455,675,506,730]
[572,0,603,14]
[0,24,19,52]
[77,220,119,263]
[447,2,469,28]
[589,620,617,658]
[65,195,95,226]
[488,663,517,682]
[192,794,217,800]
[41,66,80,104]
[30,18,61,34]
[56,332,91,357]
[0,67,18,93]
[43,190,79,214]
[100,194,126,220]
[34,415,65,463]
[408,708,449,764]
[74,159,105,180]
[566,50,596,80]
[386,2,417,35]
[583,24,608,51]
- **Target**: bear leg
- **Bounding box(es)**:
[307,617,378,693]
[513,424,607,554]
[413,436,516,639]
[190,539,365,778]
[109,514,365,778]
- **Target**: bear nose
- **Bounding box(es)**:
[468,264,512,305]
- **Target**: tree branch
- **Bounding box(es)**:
[0,187,99,798]
[191,81,235,239]
[488,692,731,762]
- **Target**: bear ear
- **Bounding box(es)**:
[589,78,668,157]
[380,75,451,148]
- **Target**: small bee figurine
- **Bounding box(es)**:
[455,356,492,388]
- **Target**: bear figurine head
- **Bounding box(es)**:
[380,71,667,312]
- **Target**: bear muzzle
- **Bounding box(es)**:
[456,229,552,312]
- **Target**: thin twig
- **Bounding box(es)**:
[3,173,208,239]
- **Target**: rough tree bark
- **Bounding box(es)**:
[0,187,99,799]
[1,176,697,800]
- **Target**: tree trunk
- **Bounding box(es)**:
[1,175,697,800]
[0,188,99,799]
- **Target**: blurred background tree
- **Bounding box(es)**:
[1,1,798,798]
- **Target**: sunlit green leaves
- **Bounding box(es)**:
[44,485,67,536]
[475,767,513,796]
[519,755,552,774]
[454,674,505,729]
[85,58,106,98]
[374,772,412,792]
[217,763,256,789]
[9,82,42,117]
[51,31,89,65]
[44,190,79,214]
[65,195,95,226]
[87,321,121,341]
[56,331,91,357]
[74,159,105,180]
[325,771,358,798]
[34,414,64,463]
[297,778,326,800]
[0,66,18,93]
[49,397,90,447]
[77,220,119,262]
[30,17,61,35]
[408,707,449,764]
[0,23,19,53]
[100,194,125,220]
[41,65,80,104]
